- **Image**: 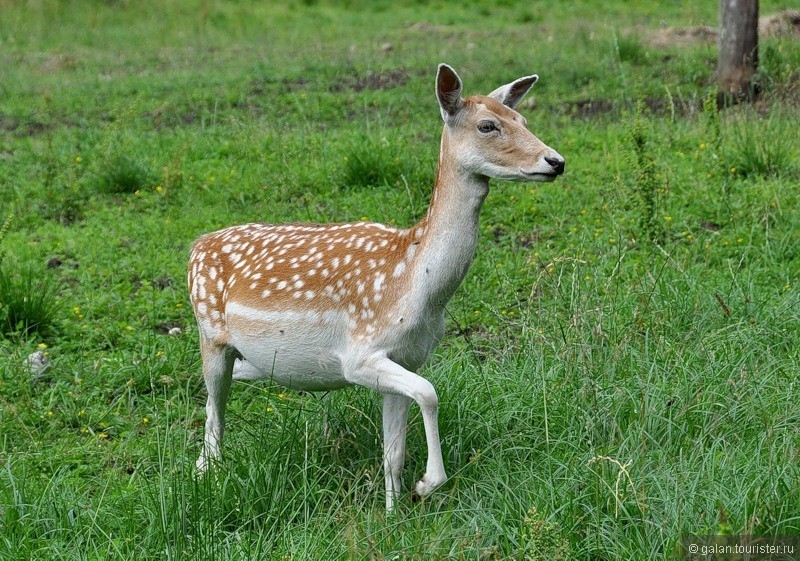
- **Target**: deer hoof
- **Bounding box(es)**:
[413,474,446,498]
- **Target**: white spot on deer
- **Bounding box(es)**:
[373,273,385,293]
[393,261,406,277]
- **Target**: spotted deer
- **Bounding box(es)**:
[188,64,565,510]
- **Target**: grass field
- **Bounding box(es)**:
[1,0,799,559]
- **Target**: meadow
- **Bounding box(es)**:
[1,0,799,559]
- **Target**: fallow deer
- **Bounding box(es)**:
[188,64,565,510]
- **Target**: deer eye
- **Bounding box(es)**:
[477,120,498,134]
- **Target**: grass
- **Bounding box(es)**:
[1,0,799,559]
[722,107,799,178]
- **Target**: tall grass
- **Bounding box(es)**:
[722,108,798,178]
[0,216,60,336]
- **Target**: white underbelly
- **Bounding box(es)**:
[225,302,350,391]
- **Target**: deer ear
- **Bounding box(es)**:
[487,75,539,109]
[436,64,464,122]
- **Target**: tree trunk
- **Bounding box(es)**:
[718,0,759,107]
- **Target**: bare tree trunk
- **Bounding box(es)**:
[718,0,759,107]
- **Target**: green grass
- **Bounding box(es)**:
[1,0,799,559]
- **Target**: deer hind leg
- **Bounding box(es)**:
[345,354,447,506]
[383,393,412,511]
[196,337,235,473]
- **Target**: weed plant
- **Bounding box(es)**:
[627,101,662,245]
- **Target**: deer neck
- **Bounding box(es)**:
[408,128,489,310]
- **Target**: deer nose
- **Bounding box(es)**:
[545,156,565,175]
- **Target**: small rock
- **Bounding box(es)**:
[380,43,393,52]
[24,351,50,382]
[168,327,182,336]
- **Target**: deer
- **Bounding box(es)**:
[187,64,565,510]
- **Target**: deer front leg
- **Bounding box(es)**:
[196,339,235,473]
[345,354,448,507]
[383,393,412,510]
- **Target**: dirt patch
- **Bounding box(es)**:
[0,115,56,137]
[280,76,310,92]
[147,105,198,129]
[558,95,704,119]
[330,69,409,93]
[406,21,451,34]
[0,115,20,133]
[646,10,800,48]
[39,54,77,74]
[563,98,615,118]
[760,9,800,38]
[647,25,717,48]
